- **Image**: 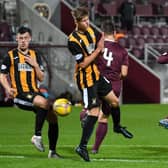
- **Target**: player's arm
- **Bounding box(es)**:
[33,64,44,82]
[79,33,104,68]
[0,73,16,98]
[24,53,44,82]
[0,56,16,98]
[120,65,128,80]
[79,32,104,68]
[68,32,104,68]
[120,49,129,80]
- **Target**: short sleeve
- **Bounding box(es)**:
[0,54,11,74]
[68,40,84,63]
[35,51,44,71]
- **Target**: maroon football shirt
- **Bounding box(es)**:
[96,39,129,82]
[157,52,168,64]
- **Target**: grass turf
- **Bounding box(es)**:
[0,104,168,168]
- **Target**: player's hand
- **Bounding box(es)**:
[24,56,38,68]
[7,88,16,98]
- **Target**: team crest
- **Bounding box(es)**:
[27,94,33,99]
[92,98,97,105]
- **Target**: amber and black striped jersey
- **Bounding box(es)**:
[0,48,44,97]
[68,26,100,89]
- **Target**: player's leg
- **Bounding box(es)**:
[80,108,89,128]
[76,107,99,161]
[33,94,49,134]
[92,94,119,154]
[91,76,118,153]
[76,86,100,162]
[46,107,61,159]
[90,76,118,154]
[105,90,133,138]
[92,109,108,154]
[14,92,48,152]
[111,81,133,138]
[112,106,133,138]
[159,117,168,128]
[31,94,49,152]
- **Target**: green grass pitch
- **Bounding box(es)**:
[1,104,168,168]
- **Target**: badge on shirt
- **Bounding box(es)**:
[27,94,33,100]
[1,64,7,70]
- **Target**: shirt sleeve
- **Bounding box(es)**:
[122,49,129,66]
[0,54,11,74]
[68,40,84,63]
[35,51,44,71]
[157,52,168,64]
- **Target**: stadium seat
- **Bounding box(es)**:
[155,37,165,52]
[151,26,160,37]
[126,36,136,48]
[136,4,153,16]
[0,21,12,41]
[163,5,168,15]
[136,37,145,49]
[151,0,165,5]
[116,0,125,9]
[141,25,150,37]
[96,2,107,16]
[132,26,141,37]
[103,2,117,16]
[146,36,155,43]
[160,26,168,38]
[156,37,164,43]
[131,47,144,59]
[164,37,168,43]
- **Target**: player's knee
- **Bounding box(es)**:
[89,107,100,117]
[111,102,118,108]
[34,96,49,109]
[111,99,119,108]
[98,117,108,123]
[42,99,49,109]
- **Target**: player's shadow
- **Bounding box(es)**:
[57,146,81,161]
[0,146,83,161]
[92,146,168,160]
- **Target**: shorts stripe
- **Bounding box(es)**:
[83,88,88,108]
[14,98,33,107]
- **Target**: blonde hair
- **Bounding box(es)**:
[71,6,89,22]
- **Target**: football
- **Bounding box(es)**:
[53,98,72,116]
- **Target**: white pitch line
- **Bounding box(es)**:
[92,158,168,163]
[0,155,25,159]
[1,144,168,148]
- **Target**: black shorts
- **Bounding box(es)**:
[101,80,122,115]
[14,92,44,111]
[81,75,112,110]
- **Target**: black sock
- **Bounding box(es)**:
[111,106,121,128]
[79,115,97,148]
[35,108,48,136]
[48,123,59,151]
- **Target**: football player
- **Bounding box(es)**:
[0,26,60,158]
[68,6,119,162]
[80,21,133,154]
[157,52,168,128]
